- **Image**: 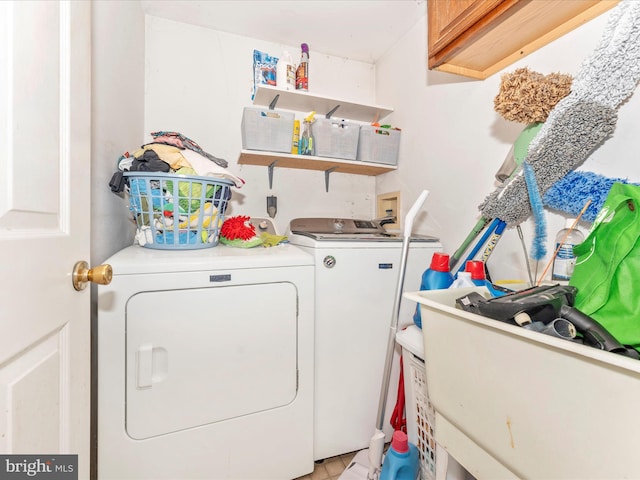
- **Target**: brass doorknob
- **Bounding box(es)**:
[72,261,113,291]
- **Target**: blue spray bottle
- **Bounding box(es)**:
[413,252,454,328]
[379,430,420,480]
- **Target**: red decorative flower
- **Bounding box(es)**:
[221,215,256,240]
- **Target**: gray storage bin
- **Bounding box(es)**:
[241,107,295,153]
[313,118,360,160]
[356,125,401,165]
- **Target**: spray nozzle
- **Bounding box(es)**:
[304,111,316,123]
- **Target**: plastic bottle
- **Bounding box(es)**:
[379,430,420,480]
[465,260,507,297]
[449,271,475,288]
[291,120,300,154]
[299,111,316,155]
[296,43,309,91]
[413,252,454,328]
[276,51,295,91]
[552,218,584,283]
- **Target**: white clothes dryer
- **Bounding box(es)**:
[96,243,314,480]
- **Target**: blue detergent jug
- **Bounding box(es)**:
[413,252,454,328]
[380,430,420,480]
[465,260,508,297]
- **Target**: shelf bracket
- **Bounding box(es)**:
[324,167,338,192]
[325,105,340,119]
[268,94,280,110]
[268,160,277,189]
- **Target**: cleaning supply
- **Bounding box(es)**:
[296,43,309,91]
[219,215,264,248]
[466,260,487,286]
[276,51,295,91]
[413,252,454,328]
[449,271,475,288]
[552,218,584,283]
[252,49,278,100]
[480,1,640,228]
[465,260,508,297]
[379,430,419,480]
[291,120,300,154]
[299,111,316,155]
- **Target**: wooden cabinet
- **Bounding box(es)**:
[428,0,619,80]
[238,85,397,190]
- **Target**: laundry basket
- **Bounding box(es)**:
[124,171,233,250]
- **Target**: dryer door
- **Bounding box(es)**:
[125,282,298,439]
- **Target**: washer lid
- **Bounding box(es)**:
[289,217,439,243]
[291,217,384,235]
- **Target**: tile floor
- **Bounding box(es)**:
[293,451,357,480]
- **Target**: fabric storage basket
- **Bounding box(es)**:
[124,171,233,250]
[356,125,401,165]
[241,106,295,153]
[313,118,360,160]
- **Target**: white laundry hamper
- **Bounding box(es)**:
[396,325,472,480]
[396,326,437,480]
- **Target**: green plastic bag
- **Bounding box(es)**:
[570,182,640,352]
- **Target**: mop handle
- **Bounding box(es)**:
[454,218,501,275]
[449,217,491,270]
[481,220,507,262]
[403,190,429,239]
[374,190,429,432]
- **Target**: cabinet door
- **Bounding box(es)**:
[427,0,617,79]
[427,0,507,64]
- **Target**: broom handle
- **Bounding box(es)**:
[454,218,501,276]
[375,190,429,431]
[449,217,491,270]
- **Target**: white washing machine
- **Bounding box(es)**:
[288,218,443,461]
[96,241,315,480]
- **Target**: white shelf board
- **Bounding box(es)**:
[238,149,396,176]
[252,85,393,123]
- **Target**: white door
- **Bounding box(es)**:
[0,1,91,478]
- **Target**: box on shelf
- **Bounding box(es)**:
[241,107,295,154]
[356,125,401,165]
[313,118,360,160]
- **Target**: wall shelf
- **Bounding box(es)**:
[253,85,393,123]
[238,149,396,191]
[244,88,396,191]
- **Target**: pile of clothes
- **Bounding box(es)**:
[110,131,245,191]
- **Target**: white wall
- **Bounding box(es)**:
[376,10,640,283]
[91,0,146,266]
[144,16,381,235]
[92,4,640,284]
